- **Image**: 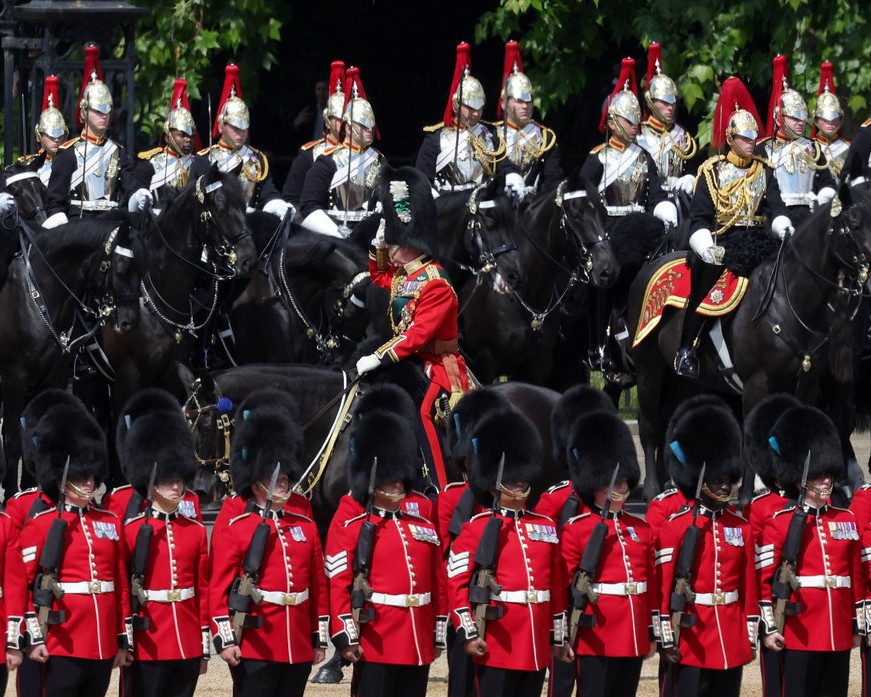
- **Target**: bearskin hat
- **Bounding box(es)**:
[666,400,743,499]
[379,164,438,259]
[448,389,514,467]
[348,384,418,506]
[116,389,196,496]
[769,405,843,490]
[567,410,640,507]
[21,389,83,477]
[550,385,616,463]
[743,393,802,490]
[467,410,543,506]
[33,396,107,503]
[229,389,303,499]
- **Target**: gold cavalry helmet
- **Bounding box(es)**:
[609,86,642,127]
[325,60,346,122]
[37,76,68,139]
[778,87,808,122]
[454,74,486,112]
[728,109,759,141]
[502,40,533,104]
[343,67,376,130]
[815,90,842,121]
[80,74,113,116]
[221,92,249,131]
[166,104,195,136]
[645,43,678,106]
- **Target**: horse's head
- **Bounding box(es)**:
[103,223,144,332]
[463,183,525,294]
[5,168,48,225]
[557,174,620,288]
[179,365,234,481]
[196,167,257,277]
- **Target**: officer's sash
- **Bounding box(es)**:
[643,124,686,163]
[600,143,643,192]
[149,154,192,190]
[212,144,255,174]
[70,140,118,190]
[435,125,490,173]
[330,148,378,190]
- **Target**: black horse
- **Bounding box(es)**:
[459,174,620,385]
[627,197,871,504]
[101,167,257,412]
[4,161,48,225]
[0,216,143,496]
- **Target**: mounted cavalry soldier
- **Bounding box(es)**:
[43,44,135,228]
[133,78,198,205]
[299,66,383,238]
[495,40,563,199]
[282,60,346,207]
[191,64,291,220]
[812,61,850,179]
[636,42,698,215]
[674,77,790,379]
[416,42,502,194]
[757,55,837,227]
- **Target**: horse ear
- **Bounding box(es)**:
[176,362,197,396]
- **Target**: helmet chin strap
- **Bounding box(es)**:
[499,483,531,500]
[701,483,731,505]
[806,481,832,497]
[374,488,407,502]
[66,481,96,501]
[608,118,635,145]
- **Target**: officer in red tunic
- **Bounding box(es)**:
[117,389,209,697]
[0,434,26,693]
[759,405,863,697]
[355,165,469,490]
[559,409,655,697]
[657,401,758,697]
[210,389,329,697]
[740,393,802,697]
[21,394,132,696]
[447,409,566,697]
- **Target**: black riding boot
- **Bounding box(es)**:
[674,259,723,378]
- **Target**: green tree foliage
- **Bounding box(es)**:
[477,0,871,147]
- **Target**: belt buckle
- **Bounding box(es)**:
[405,594,420,607]
[89,581,102,594]
[167,589,181,602]
[526,590,538,604]
[712,592,726,605]
[825,576,837,589]
[624,582,638,596]
[283,593,298,606]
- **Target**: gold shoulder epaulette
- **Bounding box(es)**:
[16,153,38,165]
[60,137,78,150]
[422,122,445,133]
[483,119,502,128]
[322,145,341,157]
[196,146,213,156]
[137,147,163,160]
[752,154,774,168]
[590,143,606,154]
[699,154,725,173]
[862,117,871,128]
[300,139,323,151]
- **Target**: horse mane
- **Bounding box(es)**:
[33,217,123,257]
[436,190,472,216]
[608,213,664,269]
[286,233,341,268]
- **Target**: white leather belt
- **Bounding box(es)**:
[70,200,119,211]
[58,580,115,594]
[592,581,648,596]
[605,204,645,216]
[491,589,551,604]
[258,588,310,606]
[781,193,815,206]
[796,575,851,589]
[437,182,477,192]
[717,217,764,228]
[693,590,739,606]
[145,587,195,603]
[368,591,431,608]
[850,176,866,188]
[327,209,372,222]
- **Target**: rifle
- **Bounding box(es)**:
[447,487,476,540]
[33,457,70,638]
[130,463,158,631]
[771,451,811,643]
[469,454,506,638]
[567,464,620,645]
[351,458,378,626]
[668,463,706,649]
[557,492,581,531]
[228,463,280,643]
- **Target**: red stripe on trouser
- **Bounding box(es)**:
[421,380,448,488]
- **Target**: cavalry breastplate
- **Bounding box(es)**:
[38,159,52,186]
[817,138,849,177]
[598,144,648,209]
[328,147,380,217]
[637,123,690,190]
[435,125,495,190]
[209,144,265,204]
[148,151,192,193]
[70,138,121,202]
[503,122,544,174]
[714,160,766,228]
[764,138,817,206]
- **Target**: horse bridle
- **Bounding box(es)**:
[183,379,234,485]
[464,184,518,282]
[194,175,253,277]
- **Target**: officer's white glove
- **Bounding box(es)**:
[816,187,836,206]
[0,192,16,216]
[430,187,441,199]
[355,353,381,376]
[127,188,153,213]
[653,201,679,228]
[301,208,341,238]
[374,218,387,248]
[675,174,696,195]
[263,198,294,220]
[504,172,527,203]
[373,200,383,214]
[771,215,795,240]
[689,228,716,261]
[42,211,69,229]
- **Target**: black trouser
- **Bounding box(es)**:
[43,656,113,697]
[781,649,850,697]
[447,626,475,697]
[17,653,43,696]
[862,643,871,697]
[352,661,430,697]
[759,644,783,697]
[474,665,546,697]
[546,655,576,697]
[661,664,743,697]
[129,658,201,697]
[576,655,642,697]
[679,253,724,348]
[229,659,312,697]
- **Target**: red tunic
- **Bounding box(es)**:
[645,489,691,543]
[5,488,52,531]
[326,492,433,544]
[123,509,209,661]
[325,508,446,666]
[447,508,566,671]
[20,505,130,660]
[209,510,328,663]
[744,489,789,595]
[657,507,757,669]
[0,513,28,650]
[849,484,871,533]
[534,481,586,528]
[434,482,484,557]
[560,510,656,657]
[102,484,202,523]
[210,492,313,553]
[759,504,863,652]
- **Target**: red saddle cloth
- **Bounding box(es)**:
[632,259,748,348]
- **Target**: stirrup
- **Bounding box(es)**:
[674,347,699,379]
[586,345,613,372]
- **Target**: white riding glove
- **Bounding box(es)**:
[0,192,16,216]
[675,174,696,195]
[771,215,795,240]
[263,198,295,220]
[689,228,717,262]
[374,217,387,248]
[816,187,836,206]
[504,172,527,203]
[42,211,69,229]
[301,208,342,238]
[653,200,679,228]
[355,353,381,376]
[127,188,153,213]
